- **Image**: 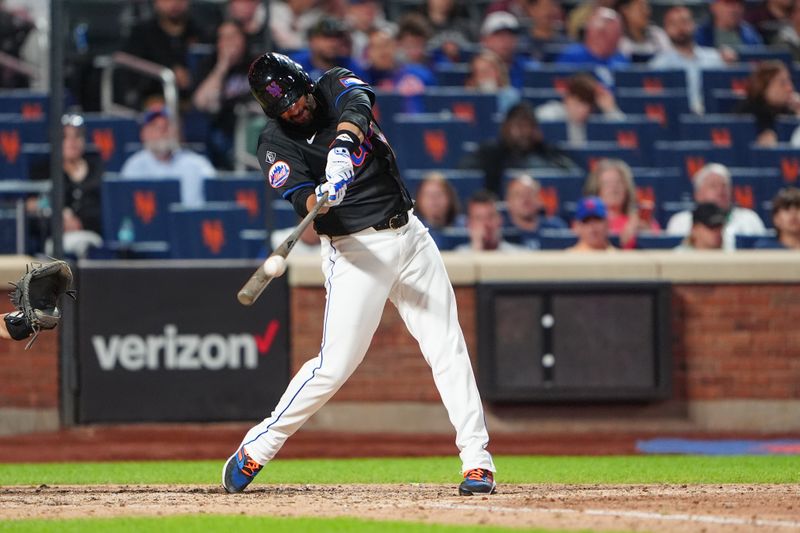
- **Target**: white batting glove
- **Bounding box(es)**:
[315,179,347,206]
[325,131,360,184]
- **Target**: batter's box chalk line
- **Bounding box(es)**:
[419,501,800,530]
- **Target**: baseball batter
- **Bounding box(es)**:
[222,53,496,496]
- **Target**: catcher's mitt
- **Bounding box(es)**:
[8,260,76,349]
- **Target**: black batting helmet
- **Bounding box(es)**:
[248,52,314,118]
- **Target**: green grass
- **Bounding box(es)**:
[0,516,580,533]
[0,455,798,486]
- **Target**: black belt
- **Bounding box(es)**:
[372,210,409,231]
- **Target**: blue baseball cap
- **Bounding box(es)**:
[575,196,607,222]
[140,107,169,126]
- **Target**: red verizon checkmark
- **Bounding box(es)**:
[256,320,280,354]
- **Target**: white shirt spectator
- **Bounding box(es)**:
[666,207,766,250]
[120,149,215,208]
[619,25,672,58]
[649,45,724,114]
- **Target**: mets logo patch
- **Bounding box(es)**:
[339,77,366,88]
[268,161,291,188]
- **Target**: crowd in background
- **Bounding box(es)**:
[2,0,800,256]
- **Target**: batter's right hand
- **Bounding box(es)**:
[315,180,346,206]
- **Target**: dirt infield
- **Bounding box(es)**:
[2,483,799,532]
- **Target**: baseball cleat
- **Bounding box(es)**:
[458,468,496,496]
[222,446,263,493]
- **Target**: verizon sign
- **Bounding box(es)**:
[76,263,290,423]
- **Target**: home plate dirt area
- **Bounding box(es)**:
[2,483,799,532]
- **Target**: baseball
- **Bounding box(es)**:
[263,256,287,277]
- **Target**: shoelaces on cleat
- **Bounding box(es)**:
[465,468,489,481]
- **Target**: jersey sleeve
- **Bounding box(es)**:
[318,67,375,136]
[256,122,316,216]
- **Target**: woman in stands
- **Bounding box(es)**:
[583,158,660,249]
[29,114,104,257]
[414,172,464,250]
[614,0,671,59]
[737,60,800,146]
[464,50,520,113]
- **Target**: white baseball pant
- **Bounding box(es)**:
[240,213,495,473]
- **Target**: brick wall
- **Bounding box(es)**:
[0,292,59,409]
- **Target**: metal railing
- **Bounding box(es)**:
[0,51,39,82]
[98,51,178,120]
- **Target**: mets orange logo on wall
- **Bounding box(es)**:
[423,130,447,163]
[92,129,116,161]
[0,130,20,163]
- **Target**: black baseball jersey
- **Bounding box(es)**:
[256,67,413,236]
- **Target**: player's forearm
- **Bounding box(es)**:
[307,193,329,215]
[336,121,364,142]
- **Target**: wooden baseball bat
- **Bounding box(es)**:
[237,195,328,306]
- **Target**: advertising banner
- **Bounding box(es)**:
[76,261,290,422]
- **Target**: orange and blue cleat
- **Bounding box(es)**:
[222,446,263,493]
[458,468,496,496]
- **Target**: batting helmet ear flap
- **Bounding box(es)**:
[248,52,315,119]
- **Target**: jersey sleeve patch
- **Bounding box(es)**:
[268,161,291,188]
[339,77,366,88]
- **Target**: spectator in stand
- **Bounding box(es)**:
[421,0,476,64]
[583,158,660,249]
[290,17,364,81]
[754,187,800,249]
[485,0,527,19]
[397,13,434,67]
[556,7,630,85]
[520,0,568,61]
[414,172,463,229]
[695,0,763,48]
[363,26,435,110]
[414,172,464,249]
[666,163,766,250]
[120,107,216,208]
[269,0,323,52]
[535,72,625,145]
[29,114,104,257]
[736,60,800,146]
[347,0,394,69]
[122,0,212,107]
[456,190,526,252]
[192,20,252,169]
[479,11,536,89]
[614,0,671,59]
[464,50,520,114]
[674,203,726,251]
[226,0,267,58]
[566,196,615,251]
[649,6,726,114]
[566,0,616,40]
[460,102,580,195]
[775,0,800,61]
[746,0,793,43]
[504,174,567,249]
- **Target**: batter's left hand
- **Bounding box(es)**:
[326,130,360,185]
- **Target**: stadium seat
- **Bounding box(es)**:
[82,114,140,172]
[204,173,268,230]
[678,115,756,165]
[538,229,578,250]
[635,234,684,250]
[168,203,249,259]
[736,230,777,249]
[631,167,687,228]
[557,141,644,171]
[654,141,737,181]
[529,173,585,220]
[615,89,691,139]
[734,46,793,67]
[271,199,299,229]
[433,63,471,87]
[707,89,745,114]
[612,68,687,92]
[585,115,664,159]
[391,113,478,170]
[538,120,569,143]
[775,117,800,142]
[0,90,48,119]
[521,88,562,109]
[729,167,783,227]
[749,145,800,186]
[432,226,470,251]
[523,65,592,91]
[701,65,752,114]
[241,229,270,259]
[101,176,181,243]
[423,88,500,134]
